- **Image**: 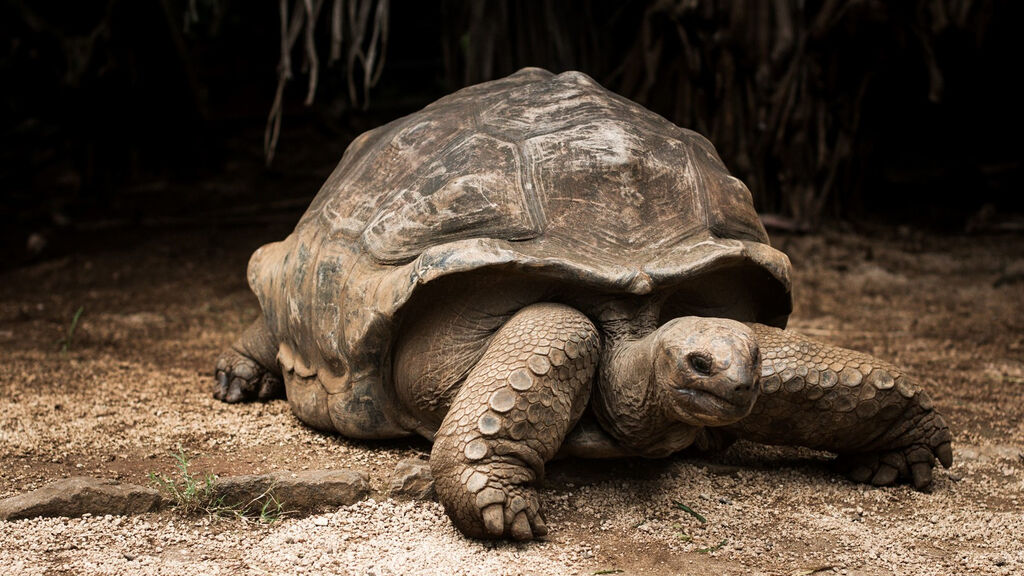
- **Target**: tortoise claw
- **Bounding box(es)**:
[213,349,282,403]
[911,462,933,490]
[482,504,505,537]
[837,441,948,492]
[432,458,550,541]
[530,512,548,537]
[936,442,954,469]
[870,464,899,486]
[510,511,533,541]
[214,371,230,400]
[836,388,953,492]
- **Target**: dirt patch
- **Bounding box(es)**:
[1,223,1022,575]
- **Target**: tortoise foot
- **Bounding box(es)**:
[213,349,284,403]
[836,396,953,491]
[433,459,547,541]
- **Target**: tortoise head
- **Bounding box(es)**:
[594,313,761,454]
[650,317,760,427]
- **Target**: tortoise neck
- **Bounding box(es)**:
[593,296,662,343]
[592,299,700,456]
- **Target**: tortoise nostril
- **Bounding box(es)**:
[688,352,713,376]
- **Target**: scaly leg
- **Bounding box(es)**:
[431,303,599,540]
[726,324,953,490]
[213,316,284,403]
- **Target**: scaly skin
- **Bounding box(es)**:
[725,324,953,489]
[213,317,284,403]
[430,303,600,540]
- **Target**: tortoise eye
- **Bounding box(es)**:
[688,353,713,376]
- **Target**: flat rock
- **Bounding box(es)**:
[214,469,369,514]
[0,476,162,520]
[387,458,435,501]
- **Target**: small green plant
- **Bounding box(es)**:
[148,446,220,515]
[671,499,707,524]
[593,570,624,575]
[252,490,285,524]
[672,523,692,542]
[58,306,84,353]
[789,567,835,576]
[149,446,283,523]
[695,539,727,554]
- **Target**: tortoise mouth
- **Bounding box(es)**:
[668,386,754,426]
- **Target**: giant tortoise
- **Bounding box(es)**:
[214,68,952,540]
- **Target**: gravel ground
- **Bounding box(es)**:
[1,224,1022,575]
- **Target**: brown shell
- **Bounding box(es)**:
[248,68,792,436]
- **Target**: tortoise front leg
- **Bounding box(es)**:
[726,324,953,490]
[213,315,284,403]
[431,303,599,540]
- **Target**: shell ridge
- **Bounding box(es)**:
[517,139,547,237]
[359,131,542,264]
[683,132,714,239]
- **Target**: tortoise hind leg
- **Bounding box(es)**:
[431,303,600,540]
[213,316,284,403]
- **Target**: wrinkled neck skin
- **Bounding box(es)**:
[591,297,701,457]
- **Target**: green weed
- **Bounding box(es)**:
[149,446,283,523]
[58,306,84,353]
[671,499,707,524]
[672,523,692,542]
[695,539,727,554]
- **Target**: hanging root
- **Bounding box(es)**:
[264,0,390,165]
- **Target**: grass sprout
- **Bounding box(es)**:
[149,446,283,523]
[672,523,692,542]
[58,306,84,353]
[789,567,835,576]
[695,539,727,554]
[672,499,707,524]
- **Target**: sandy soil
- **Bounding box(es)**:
[1,222,1022,576]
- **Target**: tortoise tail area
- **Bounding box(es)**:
[244,231,412,439]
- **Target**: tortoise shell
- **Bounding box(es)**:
[247,68,792,437]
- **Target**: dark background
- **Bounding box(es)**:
[3,0,1022,270]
